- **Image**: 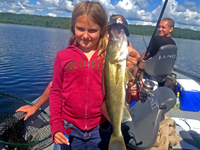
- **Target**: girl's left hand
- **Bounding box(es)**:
[54,132,70,145]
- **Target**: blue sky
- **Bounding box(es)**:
[1,0,200,31]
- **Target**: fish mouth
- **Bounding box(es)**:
[109,29,128,63]
[110,29,125,48]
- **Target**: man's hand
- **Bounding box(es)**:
[16,105,38,120]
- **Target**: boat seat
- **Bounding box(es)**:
[122,87,176,149]
[173,125,200,150]
[144,44,177,86]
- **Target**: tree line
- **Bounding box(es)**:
[0,12,200,40]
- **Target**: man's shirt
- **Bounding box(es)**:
[147,35,176,59]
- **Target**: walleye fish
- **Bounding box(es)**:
[104,29,132,150]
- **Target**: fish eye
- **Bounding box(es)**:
[109,39,114,43]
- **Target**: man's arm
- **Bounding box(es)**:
[126,42,140,70]
[16,81,52,120]
[126,43,141,109]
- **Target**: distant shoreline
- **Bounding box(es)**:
[0,12,200,40]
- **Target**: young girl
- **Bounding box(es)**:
[49,1,111,150]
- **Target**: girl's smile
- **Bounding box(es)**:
[75,16,102,52]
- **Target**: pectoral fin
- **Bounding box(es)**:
[122,106,132,123]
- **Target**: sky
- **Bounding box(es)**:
[0,0,200,31]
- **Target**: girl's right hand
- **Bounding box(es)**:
[54,132,70,145]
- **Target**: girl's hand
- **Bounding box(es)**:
[128,80,143,95]
[54,132,70,145]
[126,80,143,105]
[16,105,38,120]
[128,81,138,96]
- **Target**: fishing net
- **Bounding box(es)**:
[0,93,52,150]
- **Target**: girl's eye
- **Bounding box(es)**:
[76,27,84,31]
[88,29,98,33]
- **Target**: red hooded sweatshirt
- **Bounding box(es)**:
[49,45,106,139]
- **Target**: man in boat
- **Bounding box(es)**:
[141,18,176,59]
[128,17,177,98]
[126,18,180,150]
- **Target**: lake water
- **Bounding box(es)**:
[0,23,200,101]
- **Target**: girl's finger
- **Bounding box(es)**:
[54,132,70,145]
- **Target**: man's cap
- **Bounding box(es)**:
[108,14,129,37]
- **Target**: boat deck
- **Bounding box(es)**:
[166,108,200,120]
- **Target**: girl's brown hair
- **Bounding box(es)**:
[68,1,108,57]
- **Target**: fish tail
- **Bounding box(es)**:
[108,134,126,150]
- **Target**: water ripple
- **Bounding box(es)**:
[0,24,69,101]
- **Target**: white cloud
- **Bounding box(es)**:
[135,21,156,26]
[176,5,186,12]
[0,0,36,14]
[99,0,113,8]
[47,12,57,17]
[35,0,74,12]
[149,0,200,30]
[113,0,152,22]
[22,0,36,8]
[184,0,196,7]
[36,8,44,12]
[135,0,149,10]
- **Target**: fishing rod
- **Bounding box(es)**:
[144,0,168,59]
[142,35,147,48]
[133,0,169,102]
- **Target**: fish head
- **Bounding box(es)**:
[106,28,128,63]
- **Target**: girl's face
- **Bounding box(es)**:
[74,16,103,52]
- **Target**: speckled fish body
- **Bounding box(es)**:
[104,29,132,150]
